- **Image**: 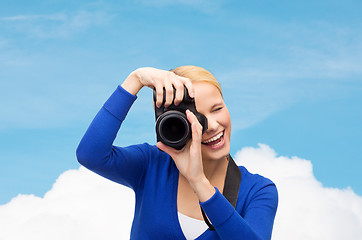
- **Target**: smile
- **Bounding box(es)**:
[202,131,225,148]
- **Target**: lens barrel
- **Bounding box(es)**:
[155,110,190,150]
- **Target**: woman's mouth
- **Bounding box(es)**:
[202,131,225,149]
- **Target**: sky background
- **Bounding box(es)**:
[0,0,361,236]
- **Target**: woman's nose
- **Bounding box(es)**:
[206,116,218,132]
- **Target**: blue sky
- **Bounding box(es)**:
[0,0,361,204]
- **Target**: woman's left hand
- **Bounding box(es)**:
[157,110,204,182]
[157,110,215,201]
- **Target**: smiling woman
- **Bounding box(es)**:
[76,66,278,239]
[195,82,231,160]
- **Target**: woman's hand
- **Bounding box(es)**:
[121,67,194,107]
[157,110,215,202]
[157,110,203,182]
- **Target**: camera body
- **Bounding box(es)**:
[154,87,208,150]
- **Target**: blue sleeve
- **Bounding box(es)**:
[200,181,278,240]
[76,85,148,190]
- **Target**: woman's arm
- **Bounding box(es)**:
[76,84,147,189]
[200,182,278,240]
[76,68,193,189]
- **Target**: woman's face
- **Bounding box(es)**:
[193,82,231,161]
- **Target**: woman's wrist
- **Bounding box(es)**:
[121,69,144,96]
[189,176,216,203]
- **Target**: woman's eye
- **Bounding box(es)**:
[213,107,223,112]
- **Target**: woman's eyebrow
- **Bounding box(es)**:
[210,102,224,109]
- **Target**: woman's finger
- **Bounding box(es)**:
[179,77,194,98]
[173,84,184,106]
[186,109,200,125]
[186,110,203,141]
[154,80,164,108]
[171,77,185,106]
[156,141,180,158]
[164,73,174,107]
[187,111,203,165]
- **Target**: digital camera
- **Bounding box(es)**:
[154,87,208,150]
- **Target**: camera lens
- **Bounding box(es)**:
[156,111,190,149]
[162,117,186,141]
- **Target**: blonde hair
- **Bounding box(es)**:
[171,66,222,97]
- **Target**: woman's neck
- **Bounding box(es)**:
[202,155,228,182]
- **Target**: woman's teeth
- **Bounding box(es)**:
[202,131,224,145]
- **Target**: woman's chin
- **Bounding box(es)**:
[202,139,230,161]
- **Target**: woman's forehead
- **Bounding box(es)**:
[194,82,223,107]
[194,82,222,97]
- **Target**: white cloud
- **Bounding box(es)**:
[0,167,134,240]
[1,144,361,239]
[235,144,362,240]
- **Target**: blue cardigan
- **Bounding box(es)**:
[76,86,278,240]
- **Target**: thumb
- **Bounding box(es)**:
[156,142,179,158]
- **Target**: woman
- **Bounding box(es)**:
[76,66,278,240]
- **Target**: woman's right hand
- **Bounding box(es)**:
[121,67,194,107]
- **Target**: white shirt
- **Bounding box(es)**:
[178,212,208,239]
